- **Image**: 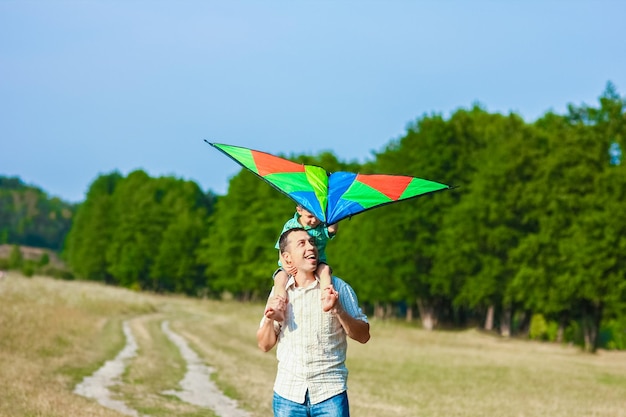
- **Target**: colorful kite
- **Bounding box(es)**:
[207,141,451,224]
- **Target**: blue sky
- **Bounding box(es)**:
[1,1,625,203]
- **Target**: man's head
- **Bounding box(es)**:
[279,228,318,273]
[296,205,321,228]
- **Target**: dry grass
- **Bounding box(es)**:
[0,272,154,417]
[1,273,625,417]
[347,322,626,416]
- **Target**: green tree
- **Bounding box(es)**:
[199,168,292,299]
[0,176,75,251]
[511,84,626,351]
[360,107,490,328]
[150,180,213,294]
[106,171,171,289]
[434,113,541,334]
[65,172,122,282]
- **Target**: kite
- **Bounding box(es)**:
[207,141,451,225]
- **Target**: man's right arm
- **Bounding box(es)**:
[257,294,284,351]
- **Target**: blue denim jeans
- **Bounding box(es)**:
[273,390,350,417]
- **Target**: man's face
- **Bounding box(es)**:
[296,206,321,228]
[284,230,318,272]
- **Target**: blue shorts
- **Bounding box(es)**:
[272,390,349,417]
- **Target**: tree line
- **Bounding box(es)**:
[0,176,75,250]
[2,84,624,352]
[64,171,216,294]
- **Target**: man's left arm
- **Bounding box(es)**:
[329,281,370,344]
[332,301,370,344]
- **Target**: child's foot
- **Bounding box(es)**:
[321,287,338,312]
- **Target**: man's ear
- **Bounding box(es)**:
[282,251,292,265]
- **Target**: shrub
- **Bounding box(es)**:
[38,253,50,266]
[599,319,626,350]
[564,320,584,347]
[38,264,75,280]
[9,245,23,269]
[21,262,35,277]
[545,320,560,342]
[529,313,548,340]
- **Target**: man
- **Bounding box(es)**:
[257,227,370,417]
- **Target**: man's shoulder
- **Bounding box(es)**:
[331,276,351,290]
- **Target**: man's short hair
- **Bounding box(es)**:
[278,227,306,253]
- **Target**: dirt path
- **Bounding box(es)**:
[74,321,143,417]
[161,320,250,417]
[74,319,250,417]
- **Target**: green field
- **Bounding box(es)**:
[1,273,625,417]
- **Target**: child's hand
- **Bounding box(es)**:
[285,264,298,276]
[323,285,339,312]
[279,252,298,276]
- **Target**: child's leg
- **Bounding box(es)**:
[273,269,289,301]
[318,263,337,312]
[265,269,288,321]
[318,263,332,291]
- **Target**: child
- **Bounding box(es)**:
[265,205,338,321]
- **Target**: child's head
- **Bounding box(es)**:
[296,205,321,228]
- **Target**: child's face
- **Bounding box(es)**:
[296,206,321,228]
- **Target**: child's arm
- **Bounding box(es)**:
[279,251,298,276]
[328,222,339,236]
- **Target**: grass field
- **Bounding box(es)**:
[1,272,625,417]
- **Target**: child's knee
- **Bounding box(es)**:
[273,269,288,281]
[319,263,332,275]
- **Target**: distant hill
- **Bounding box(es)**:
[0,176,76,251]
[0,244,64,266]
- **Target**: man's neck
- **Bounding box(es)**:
[293,270,317,288]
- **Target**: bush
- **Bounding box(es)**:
[38,253,50,266]
[564,320,584,347]
[21,262,35,277]
[599,319,626,350]
[38,264,75,280]
[545,320,560,342]
[9,245,22,269]
[529,314,548,340]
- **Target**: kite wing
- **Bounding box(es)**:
[209,142,330,222]
[325,171,450,224]
[207,141,450,224]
